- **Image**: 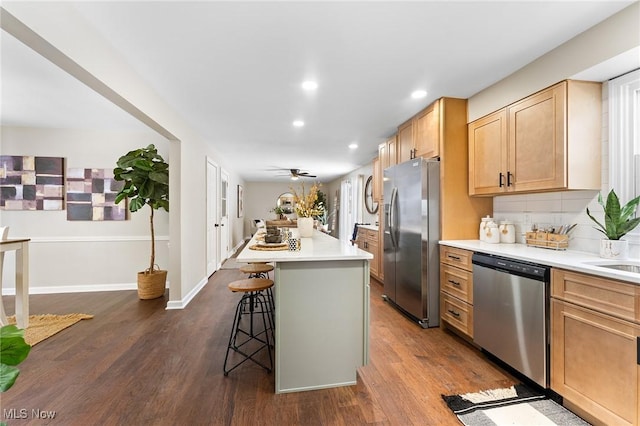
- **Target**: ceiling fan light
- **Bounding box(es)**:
[290,175,299,181]
[293,120,304,127]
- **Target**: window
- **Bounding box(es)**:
[609,68,640,241]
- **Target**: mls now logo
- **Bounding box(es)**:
[3,408,56,420]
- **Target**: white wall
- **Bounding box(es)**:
[0,127,171,291]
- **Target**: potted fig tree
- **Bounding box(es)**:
[586,189,640,259]
[114,144,169,299]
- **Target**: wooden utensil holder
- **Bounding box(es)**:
[525,231,568,250]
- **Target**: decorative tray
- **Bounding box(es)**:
[249,243,288,251]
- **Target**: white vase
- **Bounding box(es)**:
[297,217,314,237]
[599,239,628,259]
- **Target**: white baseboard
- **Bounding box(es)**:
[1,283,138,295]
[2,276,212,311]
[165,276,208,310]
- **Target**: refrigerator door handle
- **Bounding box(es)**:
[389,187,398,248]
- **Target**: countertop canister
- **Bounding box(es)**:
[485,219,500,244]
[499,220,516,243]
[479,216,493,242]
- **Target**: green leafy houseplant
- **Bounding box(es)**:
[0,325,31,392]
[586,189,640,240]
[114,144,169,299]
[271,206,285,219]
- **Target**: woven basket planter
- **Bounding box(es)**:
[137,270,167,300]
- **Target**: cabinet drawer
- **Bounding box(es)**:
[552,269,639,323]
[440,246,473,271]
[440,292,474,338]
[440,264,473,304]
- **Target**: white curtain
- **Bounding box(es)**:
[339,175,367,243]
[339,179,353,242]
[609,69,640,243]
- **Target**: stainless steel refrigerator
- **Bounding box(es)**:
[383,157,440,328]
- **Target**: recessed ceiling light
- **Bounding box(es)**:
[302,81,318,91]
[411,90,427,99]
[349,143,358,149]
[293,120,304,127]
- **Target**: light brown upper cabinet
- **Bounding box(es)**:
[413,100,440,159]
[468,80,602,196]
[397,119,413,163]
[396,99,441,163]
[372,156,381,202]
[378,135,397,172]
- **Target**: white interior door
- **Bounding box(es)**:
[220,169,230,261]
[206,158,219,276]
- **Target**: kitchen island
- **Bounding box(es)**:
[236,229,373,394]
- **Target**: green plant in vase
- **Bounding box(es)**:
[586,189,640,258]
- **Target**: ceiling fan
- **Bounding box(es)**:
[289,169,316,179]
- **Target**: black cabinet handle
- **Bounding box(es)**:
[507,171,513,187]
[448,255,461,261]
[499,172,505,187]
[447,309,460,318]
[448,279,461,286]
[637,337,639,366]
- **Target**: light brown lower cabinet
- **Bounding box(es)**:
[551,269,640,425]
[356,227,379,280]
[439,247,474,339]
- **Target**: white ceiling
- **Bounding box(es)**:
[1,1,636,182]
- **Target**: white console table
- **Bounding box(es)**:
[0,238,30,328]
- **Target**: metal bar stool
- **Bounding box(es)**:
[239,263,274,279]
[223,278,274,376]
[239,263,275,323]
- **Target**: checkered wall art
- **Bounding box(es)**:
[66,168,127,221]
[0,155,65,210]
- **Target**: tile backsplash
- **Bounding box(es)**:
[492,190,639,259]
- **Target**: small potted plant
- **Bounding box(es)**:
[271,206,285,220]
[586,189,640,259]
[114,144,169,299]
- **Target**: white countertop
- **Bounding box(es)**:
[358,224,379,232]
[439,240,640,285]
[237,229,373,263]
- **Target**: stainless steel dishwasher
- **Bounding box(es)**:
[472,253,550,388]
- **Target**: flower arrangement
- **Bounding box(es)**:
[292,182,324,218]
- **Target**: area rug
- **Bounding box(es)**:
[442,384,590,426]
[7,314,94,346]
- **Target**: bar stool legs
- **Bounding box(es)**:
[223,278,274,376]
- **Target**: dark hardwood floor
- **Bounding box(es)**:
[2,270,516,425]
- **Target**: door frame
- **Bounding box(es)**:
[206,157,219,276]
